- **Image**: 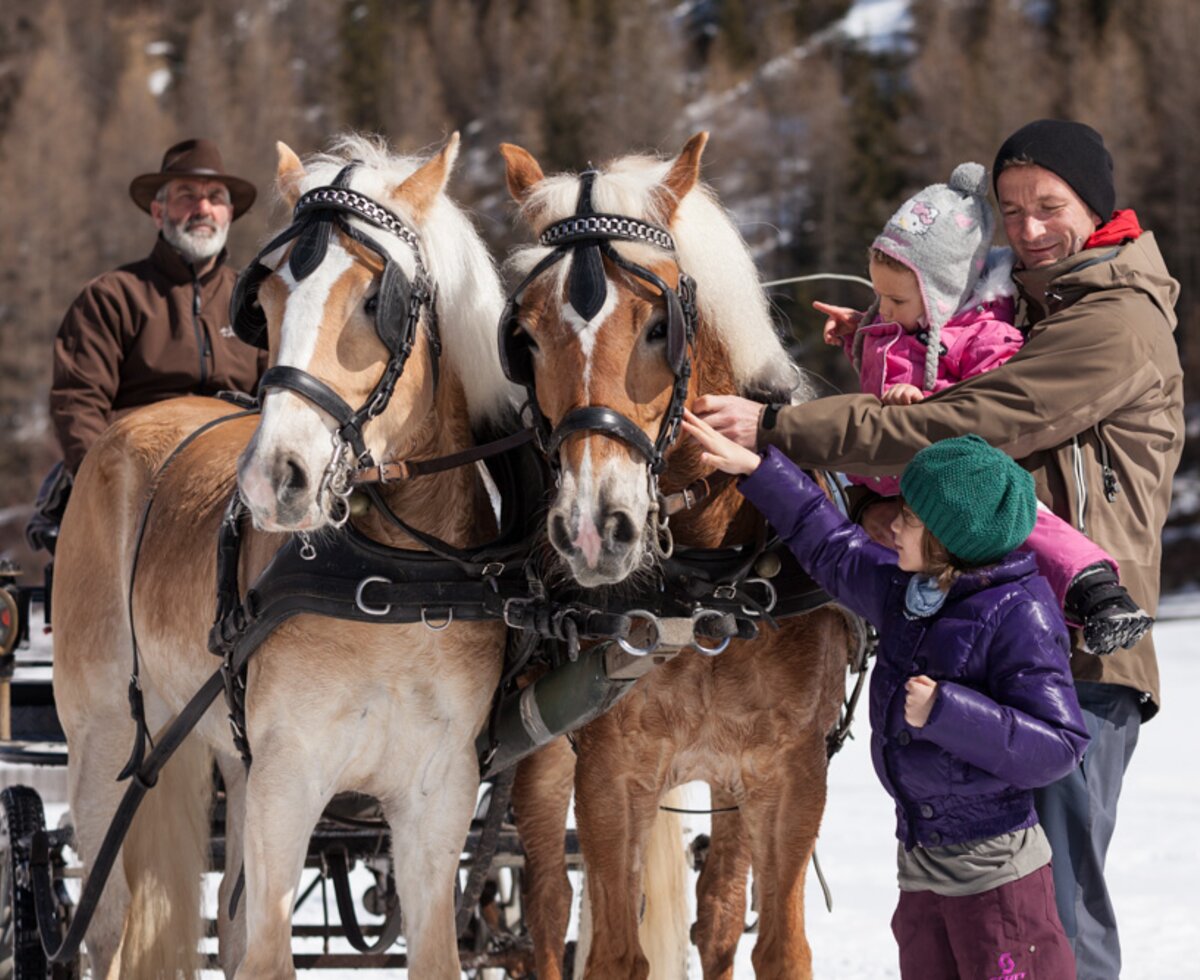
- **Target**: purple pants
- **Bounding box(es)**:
[1024,506,1114,613]
[891,864,1076,980]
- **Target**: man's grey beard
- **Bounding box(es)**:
[162,215,229,265]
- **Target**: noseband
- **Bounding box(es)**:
[498,171,698,477]
[230,162,440,516]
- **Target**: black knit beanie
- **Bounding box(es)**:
[992,119,1114,220]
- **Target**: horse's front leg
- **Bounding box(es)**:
[692,788,751,979]
[573,722,663,980]
[512,736,577,980]
[388,742,483,978]
[216,753,249,978]
[234,734,329,980]
[740,731,829,980]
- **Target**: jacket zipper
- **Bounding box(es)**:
[1095,423,1121,502]
[1071,435,1088,532]
[192,273,210,387]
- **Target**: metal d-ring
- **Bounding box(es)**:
[691,609,732,656]
[421,608,454,632]
[617,609,662,657]
[355,576,392,616]
[741,577,778,616]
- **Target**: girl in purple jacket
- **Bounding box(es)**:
[684,415,1089,980]
[814,163,1150,657]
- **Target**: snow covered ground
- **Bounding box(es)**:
[5,599,1197,976]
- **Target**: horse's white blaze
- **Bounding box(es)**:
[563,273,617,395]
[238,244,355,530]
[573,445,602,566]
[276,243,355,371]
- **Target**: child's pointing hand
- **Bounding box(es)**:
[814,301,863,345]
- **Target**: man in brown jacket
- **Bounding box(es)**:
[49,138,265,477]
[698,120,1183,978]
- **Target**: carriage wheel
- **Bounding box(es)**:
[1,785,49,980]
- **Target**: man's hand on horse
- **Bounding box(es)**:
[814,300,863,346]
[682,409,761,476]
[691,394,765,451]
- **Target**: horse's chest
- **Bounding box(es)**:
[629,652,800,749]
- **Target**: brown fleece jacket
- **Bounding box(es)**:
[50,236,265,474]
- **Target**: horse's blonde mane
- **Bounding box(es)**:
[295,134,518,425]
[510,153,810,400]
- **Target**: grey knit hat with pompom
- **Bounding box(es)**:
[870,162,996,389]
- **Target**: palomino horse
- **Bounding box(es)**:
[51,134,515,977]
[501,134,852,978]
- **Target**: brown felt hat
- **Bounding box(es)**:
[129,138,257,219]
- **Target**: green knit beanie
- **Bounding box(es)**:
[899,435,1037,565]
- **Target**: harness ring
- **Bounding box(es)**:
[741,577,779,617]
[617,609,662,657]
[691,609,732,657]
[355,576,392,616]
[421,608,454,632]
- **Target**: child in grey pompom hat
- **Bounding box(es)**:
[870,162,995,387]
[833,162,1017,394]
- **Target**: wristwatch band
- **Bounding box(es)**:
[761,402,785,430]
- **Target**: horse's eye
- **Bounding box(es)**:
[364,294,379,316]
[645,317,668,343]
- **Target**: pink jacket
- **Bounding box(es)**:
[845,258,1022,496]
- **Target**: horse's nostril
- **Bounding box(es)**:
[550,513,575,554]
[608,510,638,547]
[275,455,309,497]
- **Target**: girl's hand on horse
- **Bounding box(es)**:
[814,301,862,345]
[904,675,939,728]
[683,408,761,476]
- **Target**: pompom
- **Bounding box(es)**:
[948,161,988,196]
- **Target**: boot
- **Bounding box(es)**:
[1064,563,1154,656]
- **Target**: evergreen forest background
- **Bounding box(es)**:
[1,0,1196,585]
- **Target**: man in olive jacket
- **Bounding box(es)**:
[50,138,265,476]
[697,120,1183,978]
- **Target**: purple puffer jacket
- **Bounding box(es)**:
[740,447,1089,850]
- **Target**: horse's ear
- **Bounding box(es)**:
[276,141,306,208]
[659,131,709,218]
[500,143,545,205]
[395,132,460,221]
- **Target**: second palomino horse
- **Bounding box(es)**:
[500,133,853,978]
[51,134,516,977]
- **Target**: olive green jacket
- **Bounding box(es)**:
[763,234,1184,718]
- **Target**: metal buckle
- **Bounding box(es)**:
[502,598,525,630]
[355,576,392,616]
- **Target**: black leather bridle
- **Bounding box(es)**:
[230,162,440,515]
[498,171,698,478]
